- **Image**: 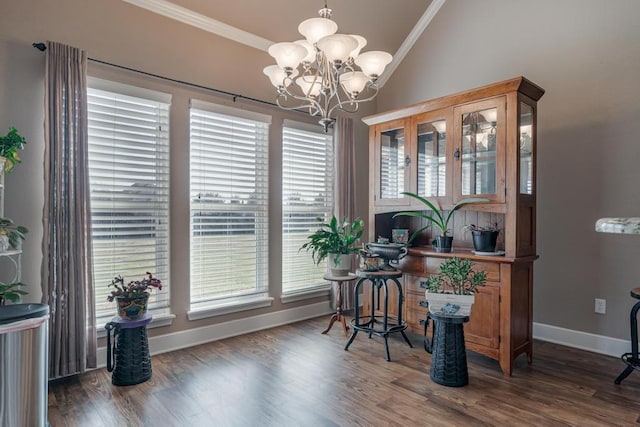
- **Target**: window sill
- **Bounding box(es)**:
[96,312,176,338]
[187,295,274,321]
[281,284,331,304]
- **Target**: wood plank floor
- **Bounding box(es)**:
[48,316,640,426]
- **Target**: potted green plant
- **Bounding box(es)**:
[300,216,365,275]
[0,217,28,252]
[0,126,27,173]
[0,281,28,306]
[421,257,487,316]
[464,223,500,253]
[392,192,489,252]
[107,272,162,320]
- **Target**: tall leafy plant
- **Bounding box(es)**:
[300,216,364,265]
[0,127,27,173]
[393,192,489,243]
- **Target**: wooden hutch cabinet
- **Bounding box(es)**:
[363,77,544,376]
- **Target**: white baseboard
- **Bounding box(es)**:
[96,312,627,369]
[533,322,630,358]
[97,301,332,368]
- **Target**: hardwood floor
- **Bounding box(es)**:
[48,316,640,426]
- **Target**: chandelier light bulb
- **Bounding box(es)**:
[298,17,338,45]
[339,71,369,97]
[317,34,359,64]
[295,76,322,98]
[354,51,393,79]
[268,42,307,70]
[349,35,367,59]
[263,65,298,88]
[293,40,316,64]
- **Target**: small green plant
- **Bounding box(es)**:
[393,192,489,243]
[0,217,28,249]
[424,257,487,295]
[300,216,364,266]
[0,127,27,173]
[107,272,162,302]
[0,281,28,305]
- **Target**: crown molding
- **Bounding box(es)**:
[377,0,447,87]
[122,0,273,52]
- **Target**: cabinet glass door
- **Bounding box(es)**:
[417,119,447,198]
[377,125,406,203]
[519,102,534,194]
[454,98,505,203]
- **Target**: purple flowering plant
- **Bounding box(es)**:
[107,272,162,302]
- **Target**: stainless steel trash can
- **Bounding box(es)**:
[0,303,50,426]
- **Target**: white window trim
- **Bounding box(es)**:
[187,296,274,320]
[280,283,332,304]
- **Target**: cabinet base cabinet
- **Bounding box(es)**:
[399,252,534,376]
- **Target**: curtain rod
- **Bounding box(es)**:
[32,42,278,108]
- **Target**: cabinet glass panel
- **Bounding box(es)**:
[379,127,405,199]
[519,102,534,194]
[417,119,446,197]
[461,107,497,196]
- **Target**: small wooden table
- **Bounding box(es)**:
[322,273,357,337]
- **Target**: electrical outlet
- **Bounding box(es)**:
[595,298,606,314]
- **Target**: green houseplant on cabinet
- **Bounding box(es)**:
[300,216,365,275]
[421,257,487,316]
[393,192,489,252]
[0,127,27,173]
[464,223,500,253]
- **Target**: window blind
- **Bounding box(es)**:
[87,85,171,322]
[282,124,333,293]
[189,103,269,309]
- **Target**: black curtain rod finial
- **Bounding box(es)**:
[33,42,47,51]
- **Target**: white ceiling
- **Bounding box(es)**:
[122,0,443,86]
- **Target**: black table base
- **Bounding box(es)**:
[428,312,470,387]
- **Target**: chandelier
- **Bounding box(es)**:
[263,2,393,132]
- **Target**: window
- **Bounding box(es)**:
[282,122,333,294]
[87,79,171,323]
[189,100,270,312]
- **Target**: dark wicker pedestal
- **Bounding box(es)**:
[105,314,152,386]
[428,312,469,387]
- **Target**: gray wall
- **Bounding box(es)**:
[377,0,640,339]
[0,0,370,337]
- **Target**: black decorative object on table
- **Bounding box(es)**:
[427,311,470,387]
[344,270,413,361]
[105,314,152,386]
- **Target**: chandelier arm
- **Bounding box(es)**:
[327,83,379,117]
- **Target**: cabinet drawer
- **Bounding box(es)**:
[404,289,428,309]
[403,274,426,293]
[405,306,427,334]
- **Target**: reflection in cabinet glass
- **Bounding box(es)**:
[461,108,497,196]
[380,127,405,200]
[417,120,446,197]
[520,103,534,194]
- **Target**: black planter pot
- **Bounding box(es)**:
[434,235,453,253]
[471,230,499,252]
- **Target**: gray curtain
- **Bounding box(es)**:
[334,116,357,310]
[42,41,96,378]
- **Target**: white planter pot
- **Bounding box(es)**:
[426,292,475,317]
[327,253,352,276]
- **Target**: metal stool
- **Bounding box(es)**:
[344,270,412,361]
[615,288,640,384]
[105,314,152,386]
